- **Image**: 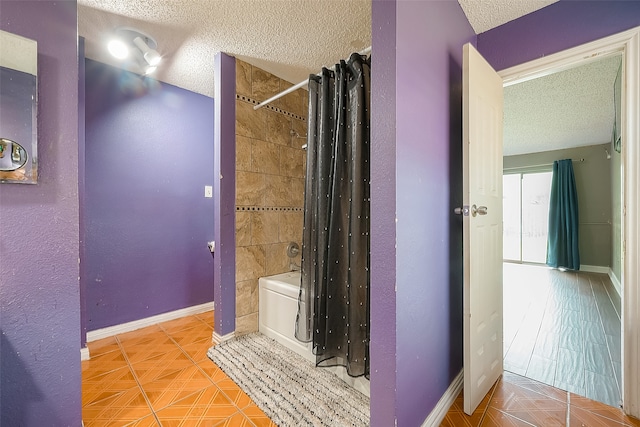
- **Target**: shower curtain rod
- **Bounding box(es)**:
[253,46,372,111]
[503,158,584,171]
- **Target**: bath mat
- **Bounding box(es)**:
[207,333,369,427]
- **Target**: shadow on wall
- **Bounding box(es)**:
[448,53,465,380]
[0,332,56,425]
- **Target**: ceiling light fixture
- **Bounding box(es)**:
[107,27,161,75]
[107,38,129,59]
[133,36,161,66]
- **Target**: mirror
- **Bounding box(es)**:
[0,30,37,184]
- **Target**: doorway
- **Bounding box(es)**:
[501,61,623,407]
[497,29,639,413]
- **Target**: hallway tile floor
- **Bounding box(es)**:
[84,308,639,426]
[82,311,276,426]
[441,371,640,426]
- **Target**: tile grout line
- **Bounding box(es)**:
[477,377,500,426]
[87,314,266,427]
[524,272,555,383]
[123,320,212,426]
[159,319,261,427]
[594,274,624,406]
[588,274,623,407]
[115,334,164,426]
[599,273,621,321]
[566,391,571,426]
[551,271,566,392]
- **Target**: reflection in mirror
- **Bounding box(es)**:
[0,30,37,184]
[0,138,28,171]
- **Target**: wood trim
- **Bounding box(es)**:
[86,301,214,343]
[421,370,463,427]
[499,26,640,418]
[609,268,623,298]
[622,27,640,419]
[212,330,235,344]
[580,265,610,274]
[80,347,90,361]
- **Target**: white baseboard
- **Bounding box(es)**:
[80,347,90,361]
[580,265,609,274]
[608,268,622,297]
[87,301,214,343]
[421,370,463,427]
[212,330,235,344]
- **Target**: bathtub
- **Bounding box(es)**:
[259,271,370,397]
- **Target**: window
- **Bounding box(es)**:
[503,171,553,263]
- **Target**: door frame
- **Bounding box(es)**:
[498,27,640,417]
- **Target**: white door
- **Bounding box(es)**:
[462,43,504,415]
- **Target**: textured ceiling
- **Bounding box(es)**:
[78,0,613,156]
[78,0,372,98]
[458,0,558,34]
[504,55,621,156]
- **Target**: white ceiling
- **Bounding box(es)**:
[78,0,617,156]
[504,55,621,156]
[458,0,557,34]
[78,0,372,98]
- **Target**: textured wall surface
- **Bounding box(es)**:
[0,67,36,180]
[0,1,81,425]
[214,52,237,336]
[370,1,398,425]
[84,58,214,330]
[395,2,474,425]
[234,59,307,334]
[370,1,475,425]
[79,37,88,347]
[477,1,640,72]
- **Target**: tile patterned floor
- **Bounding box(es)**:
[441,371,640,427]
[503,263,622,407]
[84,302,638,426]
[82,311,276,426]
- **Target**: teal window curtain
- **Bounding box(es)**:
[546,159,580,270]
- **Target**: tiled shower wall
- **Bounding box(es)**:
[234,59,308,334]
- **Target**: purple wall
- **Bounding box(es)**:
[0,1,81,425]
[370,1,397,425]
[371,1,475,425]
[213,53,236,336]
[84,59,214,330]
[477,0,640,71]
[79,37,87,347]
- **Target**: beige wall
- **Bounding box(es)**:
[504,143,613,268]
[234,59,308,334]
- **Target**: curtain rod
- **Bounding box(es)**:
[253,46,372,111]
[503,158,584,171]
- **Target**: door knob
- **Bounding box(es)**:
[454,206,470,216]
[471,204,488,217]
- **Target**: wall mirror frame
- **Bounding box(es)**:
[0,29,38,184]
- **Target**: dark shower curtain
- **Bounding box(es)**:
[546,159,580,270]
[295,53,370,379]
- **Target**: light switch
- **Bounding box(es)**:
[204,185,213,198]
